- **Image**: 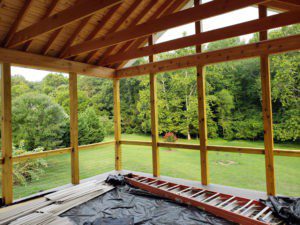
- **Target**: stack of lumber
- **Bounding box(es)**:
[0,180,114,225]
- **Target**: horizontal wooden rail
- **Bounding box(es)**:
[120,140,152,146]
[6,141,115,163]
[120,140,300,157]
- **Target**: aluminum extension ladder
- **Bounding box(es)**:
[125,174,283,225]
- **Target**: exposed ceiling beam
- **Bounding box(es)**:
[96,0,186,66]
[262,0,300,11]
[84,0,143,63]
[2,0,33,47]
[7,0,123,47]
[116,34,300,78]
[0,48,115,78]
[62,0,266,58]
[112,0,190,69]
[22,0,60,51]
[101,10,300,65]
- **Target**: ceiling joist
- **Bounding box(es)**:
[116,34,300,78]
[7,0,123,47]
[62,0,265,58]
[101,10,300,65]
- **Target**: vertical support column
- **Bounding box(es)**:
[1,63,13,204]
[113,78,122,171]
[195,0,209,185]
[259,5,276,196]
[149,35,160,177]
[69,72,80,185]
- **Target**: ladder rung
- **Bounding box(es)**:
[190,190,206,198]
[261,211,273,222]
[241,204,256,216]
[234,200,253,213]
[177,187,192,195]
[253,206,269,220]
[148,180,158,185]
[166,185,180,191]
[218,196,235,208]
[202,193,219,203]
[139,178,148,182]
[223,200,237,210]
[157,182,168,188]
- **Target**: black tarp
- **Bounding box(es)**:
[61,185,236,225]
[261,196,300,225]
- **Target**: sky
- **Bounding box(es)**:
[11,5,276,82]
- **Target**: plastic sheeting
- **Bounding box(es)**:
[61,185,236,225]
[261,196,300,225]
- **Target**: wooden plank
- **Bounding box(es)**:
[113,79,121,170]
[0,48,115,78]
[195,0,208,186]
[102,10,300,65]
[259,5,276,196]
[158,142,200,150]
[116,34,300,78]
[2,0,33,47]
[78,141,115,151]
[1,63,13,204]
[69,72,80,185]
[262,0,300,11]
[7,0,123,47]
[149,35,160,177]
[62,0,265,58]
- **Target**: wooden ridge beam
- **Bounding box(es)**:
[116,34,300,78]
[62,0,265,58]
[7,0,123,47]
[2,0,33,47]
[101,10,300,65]
[0,48,115,78]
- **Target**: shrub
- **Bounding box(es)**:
[12,141,48,185]
[163,132,178,142]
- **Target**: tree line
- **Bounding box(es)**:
[1,25,299,152]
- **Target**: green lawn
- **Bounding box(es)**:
[10,134,300,199]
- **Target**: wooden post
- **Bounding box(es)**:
[1,63,13,204]
[195,0,209,185]
[113,78,122,171]
[149,35,160,177]
[69,72,80,184]
[259,5,276,196]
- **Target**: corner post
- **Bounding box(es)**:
[259,5,276,195]
[1,63,13,204]
[69,72,80,184]
[113,78,122,171]
[195,0,209,185]
[149,35,160,177]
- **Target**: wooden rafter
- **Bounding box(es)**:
[62,0,265,58]
[0,48,115,78]
[7,0,123,47]
[101,10,300,65]
[22,0,60,51]
[112,0,189,69]
[41,0,84,55]
[116,34,300,78]
[84,0,143,63]
[70,4,121,61]
[262,0,300,11]
[2,0,33,47]
[97,0,185,67]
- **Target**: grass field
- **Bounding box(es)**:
[9,134,300,199]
